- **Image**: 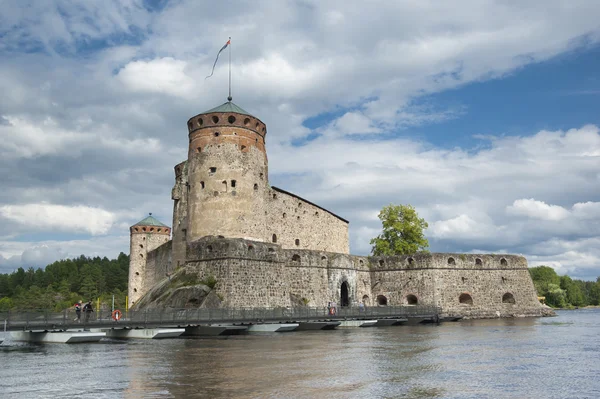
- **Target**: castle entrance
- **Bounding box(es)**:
[340,281,350,307]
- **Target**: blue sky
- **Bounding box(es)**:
[0,0,599,280]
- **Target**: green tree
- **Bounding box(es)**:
[529,266,560,296]
[370,204,429,256]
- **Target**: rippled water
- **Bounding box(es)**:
[1,309,599,398]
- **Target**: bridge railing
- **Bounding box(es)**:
[0,305,440,331]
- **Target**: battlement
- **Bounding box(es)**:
[187,111,266,139]
[130,224,170,236]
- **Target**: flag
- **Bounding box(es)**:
[205,39,230,79]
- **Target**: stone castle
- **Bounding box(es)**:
[128,99,544,318]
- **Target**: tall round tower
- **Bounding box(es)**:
[186,100,268,242]
[128,214,171,307]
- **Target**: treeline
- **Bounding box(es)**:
[529,266,600,308]
[0,253,129,312]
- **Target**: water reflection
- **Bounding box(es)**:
[1,310,600,398]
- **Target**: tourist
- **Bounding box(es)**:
[73,301,82,322]
[83,301,94,322]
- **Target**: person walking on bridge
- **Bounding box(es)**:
[73,301,82,322]
[83,301,94,323]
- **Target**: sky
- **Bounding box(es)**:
[0,0,599,280]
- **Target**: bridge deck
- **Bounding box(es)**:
[1,306,440,332]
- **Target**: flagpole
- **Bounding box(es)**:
[228,36,232,101]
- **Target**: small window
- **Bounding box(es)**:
[207,245,212,252]
[254,183,258,190]
[241,145,246,150]
[188,122,193,130]
[231,180,236,188]
[379,259,384,266]
[222,180,227,191]
[197,118,203,126]
[292,254,300,262]
[201,181,205,189]
[321,256,327,261]
[197,147,201,153]
[228,115,236,124]
[134,227,138,232]
[157,228,161,232]
[133,288,137,293]
[407,257,414,265]
[448,257,456,265]
[359,259,364,265]
[248,244,254,251]
[272,234,277,243]
[212,116,219,123]
[150,228,154,232]
[260,173,264,180]
[315,212,319,216]
[209,167,217,174]
[244,118,250,125]
[139,254,143,258]
[135,272,139,276]
[461,277,467,283]
[475,258,482,266]
[376,295,388,306]
[214,132,220,137]
[298,202,302,207]
[500,258,508,266]
[283,213,286,218]
[256,122,259,129]
[139,244,143,249]
[142,227,146,231]
[297,216,300,220]
[295,239,300,246]
[273,193,277,199]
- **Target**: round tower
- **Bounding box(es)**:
[185,100,268,242]
[128,213,171,307]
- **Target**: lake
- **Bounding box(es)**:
[1,309,599,398]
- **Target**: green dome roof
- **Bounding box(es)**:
[202,101,253,117]
[132,214,168,227]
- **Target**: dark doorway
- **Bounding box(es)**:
[340,281,350,307]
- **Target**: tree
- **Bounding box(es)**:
[370,204,429,256]
[529,266,560,296]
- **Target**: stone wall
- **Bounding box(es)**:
[266,187,349,254]
[171,160,188,269]
[145,240,173,293]
[179,237,542,317]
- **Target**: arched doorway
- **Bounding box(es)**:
[406,294,418,305]
[502,292,515,304]
[376,294,388,306]
[340,281,350,307]
[459,293,473,305]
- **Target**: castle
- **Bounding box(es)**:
[128,99,544,318]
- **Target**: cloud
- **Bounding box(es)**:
[506,199,571,221]
[0,0,599,280]
[117,57,195,97]
[0,204,116,235]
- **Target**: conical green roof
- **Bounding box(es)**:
[203,101,253,117]
[132,214,168,227]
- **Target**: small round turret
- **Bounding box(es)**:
[128,213,171,307]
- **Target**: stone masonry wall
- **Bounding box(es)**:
[266,187,349,254]
[179,237,542,317]
[144,240,173,296]
[171,160,188,269]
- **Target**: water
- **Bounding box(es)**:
[1,309,599,398]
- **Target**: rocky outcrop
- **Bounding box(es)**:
[132,268,222,310]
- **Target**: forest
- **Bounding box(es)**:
[0,253,129,312]
[529,266,600,308]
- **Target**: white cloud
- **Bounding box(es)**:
[0,204,116,235]
[506,199,571,221]
[117,57,195,97]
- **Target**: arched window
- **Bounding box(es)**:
[379,259,384,266]
[248,244,254,251]
[376,295,388,306]
[254,183,258,190]
[197,118,203,126]
[292,254,300,262]
[406,294,418,305]
[475,258,482,266]
[295,239,300,246]
[212,116,219,123]
[500,258,508,266]
[407,257,414,265]
[459,293,473,305]
[362,294,369,305]
[201,181,205,189]
[272,234,277,243]
[502,293,515,304]
[448,257,456,265]
[228,115,236,124]
[340,281,350,307]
